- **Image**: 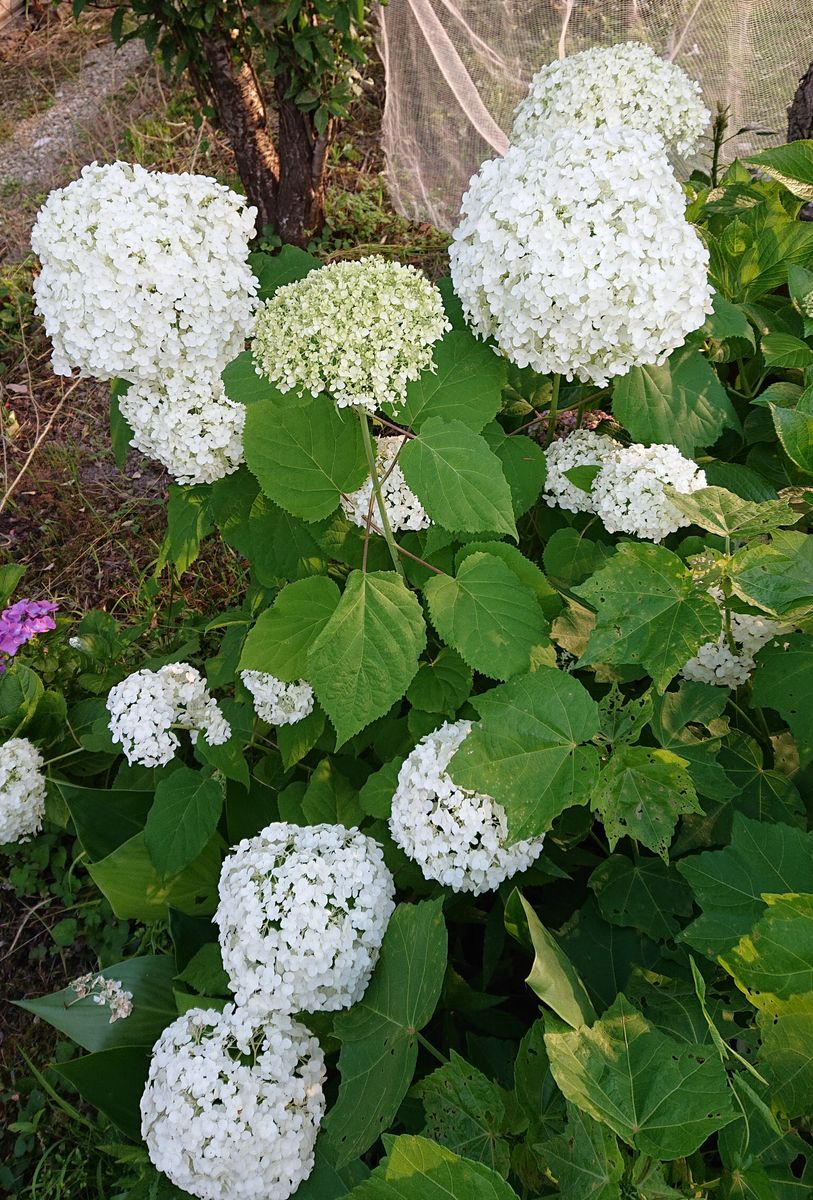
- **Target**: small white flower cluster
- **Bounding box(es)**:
[681,587,787,687]
[106,663,230,768]
[240,671,314,726]
[450,129,712,385]
[119,376,245,486]
[0,737,46,844]
[31,161,258,485]
[71,973,133,1023]
[341,434,431,532]
[389,720,545,895]
[141,1005,325,1200]
[31,161,257,381]
[215,823,395,1014]
[802,290,813,319]
[543,430,707,542]
[512,42,710,156]
[252,257,450,413]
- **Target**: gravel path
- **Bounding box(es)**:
[0,38,147,190]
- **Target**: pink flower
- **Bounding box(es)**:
[0,599,58,669]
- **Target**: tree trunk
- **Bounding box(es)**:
[275,72,334,246]
[200,34,280,234]
[788,63,813,142]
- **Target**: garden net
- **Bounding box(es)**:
[377,0,813,230]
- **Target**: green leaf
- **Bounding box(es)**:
[87,832,222,922]
[398,330,506,432]
[240,576,340,679]
[589,854,694,941]
[302,758,363,826]
[483,427,547,516]
[59,782,153,861]
[222,349,288,405]
[399,419,516,538]
[677,814,813,958]
[542,528,615,589]
[210,467,259,557]
[730,531,813,621]
[575,543,722,692]
[745,142,813,201]
[752,634,813,765]
[248,246,321,299]
[721,892,813,1005]
[762,332,813,371]
[591,746,701,861]
[325,901,447,1165]
[455,541,560,618]
[448,668,599,840]
[0,562,24,607]
[414,1051,511,1175]
[544,994,735,1160]
[277,705,327,770]
[157,484,213,575]
[55,1047,149,1142]
[425,553,550,682]
[249,492,328,585]
[358,757,404,819]
[717,733,805,827]
[756,993,813,1119]
[663,486,795,539]
[345,1134,519,1200]
[144,767,224,879]
[110,381,133,470]
[308,571,426,746]
[176,942,230,997]
[15,957,176,1053]
[406,649,472,716]
[536,1104,624,1200]
[611,347,738,455]
[770,403,813,474]
[504,890,596,1027]
[244,392,367,522]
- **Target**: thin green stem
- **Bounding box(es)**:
[416,1031,447,1065]
[545,374,562,446]
[43,747,85,768]
[357,408,404,577]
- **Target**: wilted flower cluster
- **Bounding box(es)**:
[512,42,710,156]
[71,973,133,1023]
[106,662,230,767]
[31,161,257,381]
[240,671,314,726]
[31,161,258,485]
[0,598,57,670]
[119,376,245,486]
[532,407,612,443]
[252,257,450,412]
[216,822,395,1014]
[450,129,711,385]
[341,434,431,532]
[141,1005,325,1200]
[389,720,545,895]
[0,737,46,844]
[681,587,788,687]
[544,430,707,541]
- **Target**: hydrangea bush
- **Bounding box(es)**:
[9,45,813,1200]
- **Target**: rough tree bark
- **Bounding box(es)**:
[196,36,333,246]
[788,63,813,142]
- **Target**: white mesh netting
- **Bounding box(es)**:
[377,0,813,230]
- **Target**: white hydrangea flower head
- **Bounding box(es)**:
[106,663,230,768]
[252,257,451,413]
[0,737,46,844]
[802,290,813,320]
[450,128,712,385]
[341,434,431,532]
[512,41,710,156]
[591,441,707,542]
[119,374,245,486]
[216,823,395,1014]
[543,429,619,514]
[241,671,314,726]
[389,720,545,895]
[31,161,258,381]
[141,1005,325,1200]
[681,587,788,687]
